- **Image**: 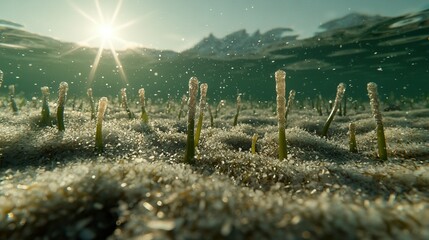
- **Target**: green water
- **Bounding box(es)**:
[1,9,428,103]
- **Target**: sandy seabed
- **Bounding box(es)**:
[0,99,428,239]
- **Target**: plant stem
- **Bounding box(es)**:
[57,82,68,131]
[349,122,358,153]
[184,77,199,164]
[251,133,258,155]
[275,70,287,160]
[194,84,207,148]
[321,83,346,137]
[233,95,241,126]
[367,82,388,160]
[41,86,51,126]
[139,88,149,124]
[96,97,108,152]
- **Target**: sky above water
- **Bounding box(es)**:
[1,0,428,51]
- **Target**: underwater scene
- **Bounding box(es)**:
[1,1,429,239]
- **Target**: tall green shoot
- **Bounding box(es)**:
[56,82,68,131]
[321,83,346,137]
[194,83,208,148]
[139,88,149,124]
[367,82,388,161]
[184,77,199,164]
[275,70,287,160]
[95,97,108,152]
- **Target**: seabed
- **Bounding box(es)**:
[0,96,428,239]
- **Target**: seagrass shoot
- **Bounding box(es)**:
[87,88,96,120]
[139,88,149,124]
[95,97,108,152]
[40,86,51,127]
[184,77,199,164]
[321,83,346,137]
[275,69,287,160]
[195,83,208,148]
[367,82,388,161]
[56,82,68,131]
[233,95,241,126]
[121,88,134,119]
[9,85,19,114]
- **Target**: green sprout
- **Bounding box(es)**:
[0,70,3,88]
[184,77,199,164]
[178,94,187,120]
[87,88,96,120]
[207,103,214,127]
[56,82,68,131]
[367,82,388,161]
[40,86,51,127]
[195,83,208,148]
[233,95,241,126]
[251,133,258,155]
[215,100,225,118]
[285,89,296,125]
[138,88,149,124]
[121,88,134,119]
[95,97,108,152]
[31,97,38,108]
[316,94,323,116]
[275,70,287,160]
[348,122,358,153]
[166,94,171,114]
[8,85,19,114]
[321,83,346,137]
[343,93,347,116]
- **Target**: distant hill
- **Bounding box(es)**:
[0,23,76,50]
[183,28,297,58]
[0,19,24,28]
[318,13,388,31]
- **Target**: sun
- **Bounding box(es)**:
[65,0,138,87]
[98,24,114,40]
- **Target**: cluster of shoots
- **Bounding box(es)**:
[184,77,199,164]
[95,97,108,152]
[233,95,241,126]
[138,88,149,124]
[9,85,19,113]
[121,88,134,119]
[0,65,391,164]
[40,86,51,126]
[321,83,346,137]
[56,82,69,131]
[87,88,96,120]
[194,83,208,148]
[367,82,388,160]
[275,70,287,160]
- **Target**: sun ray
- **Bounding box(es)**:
[114,19,138,31]
[69,0,137,88]
[95,0,105,23]
[69,1,98,24]
[108,41,128,83]
[111,0,123,25]
[88,41,105,87]
[60,35,99,57]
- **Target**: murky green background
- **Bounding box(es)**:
[1,10,428,103]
